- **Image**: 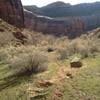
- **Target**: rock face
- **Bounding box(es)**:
[0,0,100,38]
[24,9,100,38]
[24,9,85,38]
[24,2,100,38]
[0,0,24,28]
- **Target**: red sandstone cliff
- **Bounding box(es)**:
[24,9,100,38]
[0,0,24,28]
[0,0,100,38]
[24,9,85,37]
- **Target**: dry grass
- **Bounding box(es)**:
[22,31,100,63]
[0,22,99,60]
[0,24,99,78]
[23,29,100,59]
[0,45,48,77]
[0,19,18,46]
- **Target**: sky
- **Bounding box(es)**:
[21,0,100,7]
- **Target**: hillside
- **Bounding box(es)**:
[0,18,27,46]
[24,1,100,17]
[0,0,100,100]
[0,17,100,100]
[0,18,18,46]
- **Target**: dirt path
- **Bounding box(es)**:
[27,63,82,100]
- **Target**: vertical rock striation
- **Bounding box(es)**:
[24,9,85,38]
[24,9,100,38]
[0,0,24,28]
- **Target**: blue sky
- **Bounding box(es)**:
[21,0,100,7]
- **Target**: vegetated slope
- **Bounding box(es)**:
[0,22,100,99]
[0,18,18,46]
[0,18,28,46]
[24,1,100,17]
[0,0,99,99]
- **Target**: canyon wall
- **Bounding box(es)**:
[24,9,85,38]
[0,0,100,38]
[0,0,24,28]
[24,9,100,38]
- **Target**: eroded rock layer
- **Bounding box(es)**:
[24,9,100,38]
[24,10,85,38]
[0,0,100,38]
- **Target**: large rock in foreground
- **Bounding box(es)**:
[0,0,24,28]
[70,57,83,68]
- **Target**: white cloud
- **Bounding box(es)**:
[21,0,100,7]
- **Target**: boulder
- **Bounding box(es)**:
[70,57,82,68]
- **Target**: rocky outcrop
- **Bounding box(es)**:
[0,0,24,28]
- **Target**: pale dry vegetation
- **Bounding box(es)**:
[23,29,100,60]
[0,45,48,78]
[0,26,100,78]
[0,19,18,46]
[0,20,100,100]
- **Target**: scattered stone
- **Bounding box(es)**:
[66,72,73,79]
[47,47,55,52]
[38,80,54,87]
[70,57,82,68]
